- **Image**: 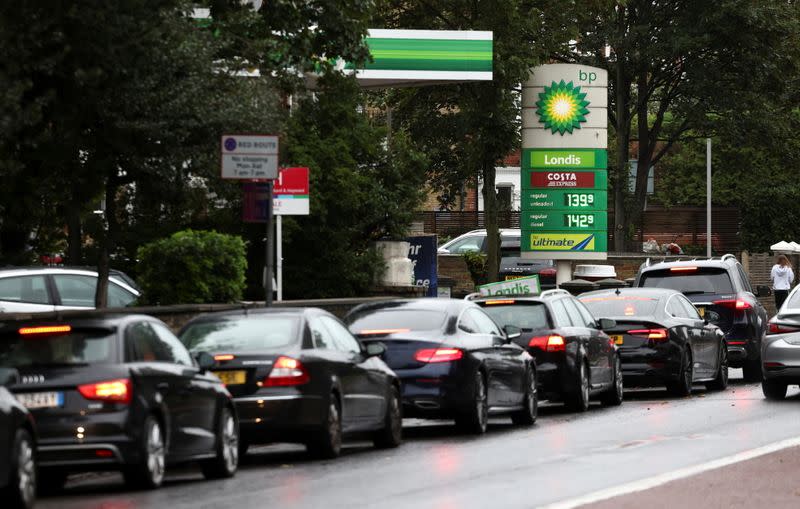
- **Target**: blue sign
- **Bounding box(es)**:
[407,235,438,297]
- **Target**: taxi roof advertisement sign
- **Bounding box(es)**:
[521,64,608,261]
[478,275,541,297]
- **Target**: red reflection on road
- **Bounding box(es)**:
[432,445,462,476]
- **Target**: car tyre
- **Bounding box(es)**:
[36,469,67,496]
[307,394,342,459]
[201,406,239,479]
[4,428,36,509]
[373,386,402,449]
[456,370,489,434]
[742,356,762,383]
[762,378,788,400]
[566,359,590,412]
[123,415,166,490]
[601,355,624,406]
[511,366,538,425]
[706,342,729,391]
[666,348,693,397]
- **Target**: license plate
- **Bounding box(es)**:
[17,391,64,409]
[697,306,705,318]
[213,370,246,385]
[611,335,624,345]
[504,275,527,280]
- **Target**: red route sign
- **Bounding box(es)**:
[273,167,309,195]
[530,171,595,189]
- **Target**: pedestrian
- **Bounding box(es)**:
[771,254,794,310]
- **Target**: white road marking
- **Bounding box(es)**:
[539,435,800,509]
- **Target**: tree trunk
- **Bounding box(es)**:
[94,173,118,308]
[482,159,499,283]
[631,70,653,237]
[66,206,82,264]
[613,6,630,252]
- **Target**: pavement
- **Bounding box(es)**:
[38,369,800,509]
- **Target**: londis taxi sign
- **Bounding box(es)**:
[478,275,541,297]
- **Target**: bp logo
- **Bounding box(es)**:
[535,80,590,135]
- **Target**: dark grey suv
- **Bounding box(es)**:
[635,254,770,381]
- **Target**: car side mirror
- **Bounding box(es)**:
[756,285,772,298]
[0,368,19,386]
[598,318,617,331]
[364,342,387,358]
[503,325,522,340]
[194,352,215,371]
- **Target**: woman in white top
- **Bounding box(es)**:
[771,254,794,310]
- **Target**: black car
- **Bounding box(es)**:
[0,314,239,491]
[179,308,402,459]
[579,288,728,395]
[0,368,36,508]
[474,289,622,412]
[635,254,769,381]
[345,299,537,434]
[498,250,557,290]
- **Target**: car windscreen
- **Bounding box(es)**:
[0,327,115,367]
[639,268,734,295]
[347,309,447,333]
[579,296,660,318]
[180,316,300,353]
[481,302,550,331]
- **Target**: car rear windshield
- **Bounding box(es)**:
[579,296,660,318]
[0,327,115,367]
[348,309,447,333]
[639,268,734,295]
[180,316,300,353]
[481,302,550,330]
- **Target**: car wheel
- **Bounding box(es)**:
[567,359,590,412]
[307,394,342,459]
[456,370,489,434]
[36,469,67,496]
[762,378,788,400]
[601,355,624,406]
[511,366,538,425]
[742,356,762,383]
[373,386,403,449]
[3,428,36,509]
[123,415,166,490]
[706,342,729,391]
[667,348,693,397]
[201,406,239,479]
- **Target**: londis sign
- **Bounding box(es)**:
[525,169,608,190]
[522,149,607,169]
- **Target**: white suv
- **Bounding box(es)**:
[0,267,140,313]
[437,229,521,254]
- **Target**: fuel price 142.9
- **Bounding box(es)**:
[565,214,595,228]
[564,193,595,208]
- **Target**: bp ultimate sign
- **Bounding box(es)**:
[521,64,608,260]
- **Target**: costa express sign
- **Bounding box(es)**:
[525,169,607,190]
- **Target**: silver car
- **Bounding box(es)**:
[762,285,800,399]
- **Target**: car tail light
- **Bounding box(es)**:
[628,329,669,341]
[768,323,799,334]
[528,335,565,352]
[727,340,746,345]
[539,268,557,277]
[78,379,132,404]
[263,356,310,387]
[414,348,464,363]
[18,325,72,336]
[670,266,698,272]
[713,299,751,310]
[95,449,114,458]
[358,328,411,335]
[485,299,515,305]
[214,354,235,361]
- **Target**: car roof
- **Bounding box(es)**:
[579,287,679,300]
[346,298,468,318]
[180,306,320,327]
[450,229,521,237]
[639,256,738,273]
[0,312,160,332]
[0,267,140,294]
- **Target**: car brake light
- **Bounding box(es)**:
[485,299,515,305]
[414,348,463,363]
[628,329,669,341]
[768,323,800,334]
[670,267,698,272]
[18,325,72,336]
[263,356,310,386]
[529,335,565,352]
[713,299,751,310]
[358,328,411,335]
[539,268,557,277]
[214,354,235,361]
[78,379,131,404]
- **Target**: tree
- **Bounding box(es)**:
[374,0,581,281]
[281,74,428,298]
[567,1,800,250]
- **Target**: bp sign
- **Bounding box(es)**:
[521,64,608,261]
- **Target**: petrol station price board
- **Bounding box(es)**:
[521,148,608,256]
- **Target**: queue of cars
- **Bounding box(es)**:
[0,252,789,507]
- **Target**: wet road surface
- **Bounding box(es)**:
[39,370,800,509]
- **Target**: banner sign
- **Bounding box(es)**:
[406,235,438,297]
[522,149,607,170]
[522,231,608,253]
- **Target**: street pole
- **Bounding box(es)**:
[706,138,712,258]
[276,215,283,301]
[265,181,274,306]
